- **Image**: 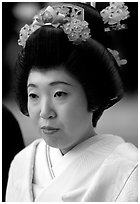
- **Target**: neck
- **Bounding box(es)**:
[60,128,97,155]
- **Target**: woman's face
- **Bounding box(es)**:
[27,68,95,154]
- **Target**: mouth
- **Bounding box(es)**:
[41,126,60,135]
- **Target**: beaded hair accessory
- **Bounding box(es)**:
[18,4,91,47]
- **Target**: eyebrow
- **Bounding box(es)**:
[49,81,72,86]
[27,81,72,88]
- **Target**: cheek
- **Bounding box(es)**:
[59,98,89,130]
[28,103,40,125]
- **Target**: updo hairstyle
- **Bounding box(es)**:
[15,2,124,127]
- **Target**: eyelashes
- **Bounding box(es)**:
[28,91,68,102]
[28,93,39,100]
[54,91,68,98]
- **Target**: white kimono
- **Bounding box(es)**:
[6,134,138,202]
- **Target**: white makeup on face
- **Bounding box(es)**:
[27,68,96,154]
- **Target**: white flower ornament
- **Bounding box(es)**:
[100,2,130,31]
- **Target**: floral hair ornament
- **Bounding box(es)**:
[100,2,130,32]
[18,4,91,48]
[100,2,129,66]
[107,48,127,66]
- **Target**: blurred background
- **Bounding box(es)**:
[2,2,138,200]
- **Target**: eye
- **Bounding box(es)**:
[54,91,67,98]
[28,93,39,101]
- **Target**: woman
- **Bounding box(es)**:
[6,2,138,202]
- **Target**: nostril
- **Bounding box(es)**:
[40,110,57,119]
[48,114,54,119]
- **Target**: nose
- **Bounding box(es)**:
[40,98,57,119]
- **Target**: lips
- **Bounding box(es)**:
[41,126,60,135]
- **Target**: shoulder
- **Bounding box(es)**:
[100,134,138,172]
[99,134,137,163]
[103,139,138,195]
[86,134,137,173]
[108,142,138,201]
[90,134,138,184]
[10,138,44,171]
[108,140,137,164]
[89,136,138,201]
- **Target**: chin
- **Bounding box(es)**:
[42,136,61,149]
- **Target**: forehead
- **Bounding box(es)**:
[27,68,78,87]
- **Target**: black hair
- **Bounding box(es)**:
[15,3,124,127]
